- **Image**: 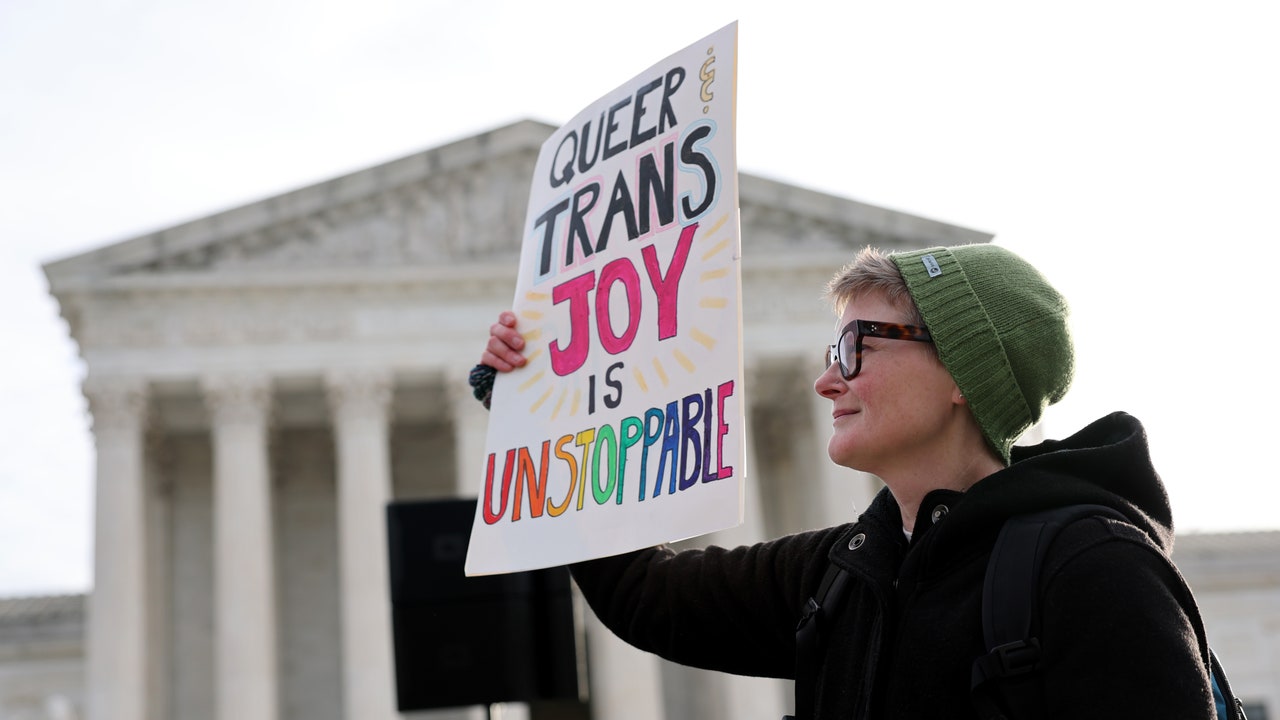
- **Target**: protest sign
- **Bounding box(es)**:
[466,22,741,575]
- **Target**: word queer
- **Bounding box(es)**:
[548,66,686,189]
[481,380,736,525]
[549,222,696,376]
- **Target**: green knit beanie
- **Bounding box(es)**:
[890,245,1073,464]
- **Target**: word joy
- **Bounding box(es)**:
[548,222,697,376]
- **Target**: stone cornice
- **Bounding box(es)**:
[49,248,841,294]
[49,260,519,293]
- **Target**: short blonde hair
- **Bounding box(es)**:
[825,246,925,326]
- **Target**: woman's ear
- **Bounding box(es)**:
[952,384,967,406]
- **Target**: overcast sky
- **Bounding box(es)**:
[2,0,1278,596]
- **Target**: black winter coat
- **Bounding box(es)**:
[571,412,1217,719]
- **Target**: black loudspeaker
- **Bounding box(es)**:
[386,497,584,712]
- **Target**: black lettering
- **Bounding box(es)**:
[638,142,675,235]
[550,131,578,188]
[598,171,639,250]
[534,198,571,276]
[577,112,605,175]
[602,96,632,161]
[604,362,624,410]
[680,125,716,220]
[659,67,686,134]
[630,77,663,147]
[565,184,600,266]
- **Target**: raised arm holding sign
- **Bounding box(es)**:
[458,20,1219,720]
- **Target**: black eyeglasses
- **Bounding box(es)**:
[825,319,933,380]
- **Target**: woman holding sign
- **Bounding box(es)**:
[474,243,1219,720]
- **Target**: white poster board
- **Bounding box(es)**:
[466,22,741,575]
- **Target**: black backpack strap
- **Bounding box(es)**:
[787,561,851,720]
[971,504,1125,720]
[1211,649,1249,720]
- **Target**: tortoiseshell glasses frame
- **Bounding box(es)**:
[824,320,933,380]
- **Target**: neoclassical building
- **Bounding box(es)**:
[30,121,1279,720]
[0,595,83,719]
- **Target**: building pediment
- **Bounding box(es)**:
[44,119,989,296]
[44,120,555,294]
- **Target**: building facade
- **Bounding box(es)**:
[0,596,83,719]
[1174,532,1280,719]
[28,121,1276,719]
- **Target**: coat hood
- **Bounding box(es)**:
[949,410,1174,553]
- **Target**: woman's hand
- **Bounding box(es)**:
[481,310,528,372]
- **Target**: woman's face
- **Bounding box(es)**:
[813,292,962,476]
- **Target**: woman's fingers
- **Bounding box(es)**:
[481,311,527,372]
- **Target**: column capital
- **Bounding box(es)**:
[202,374,273,428]
[82,375,149,434]
[324,369,394,422]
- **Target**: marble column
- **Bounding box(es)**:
[325,370,397,720]
[82,376,150,720]
[203,374,278,720]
